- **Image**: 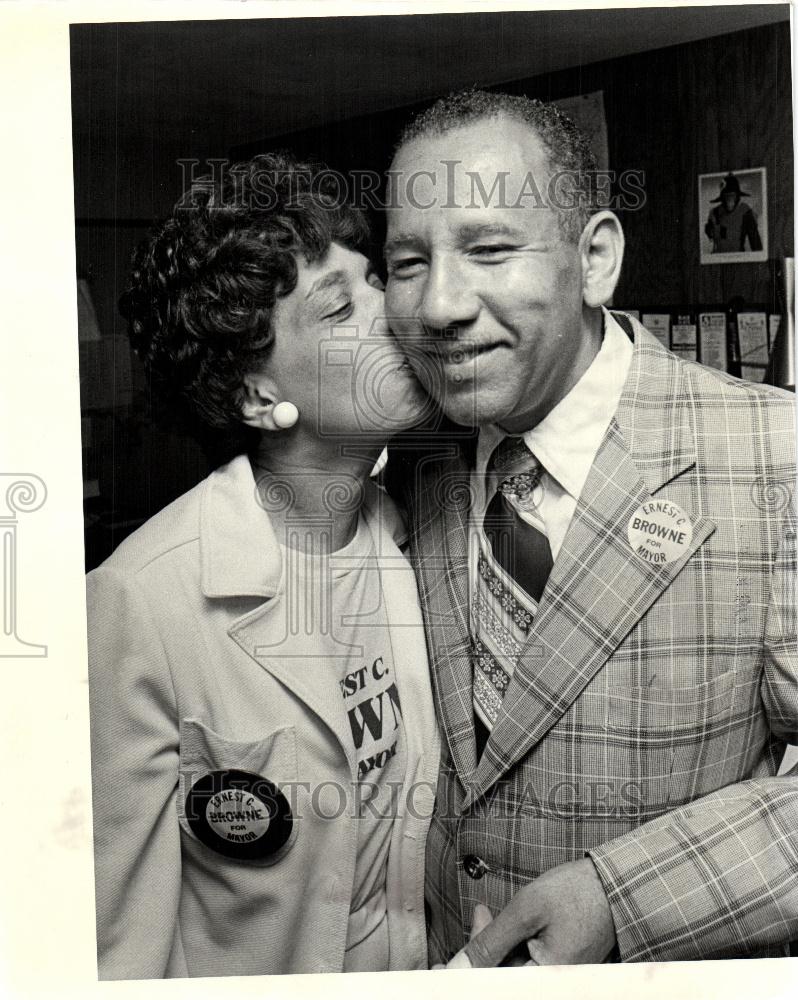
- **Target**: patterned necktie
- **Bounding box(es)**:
[483,436,553,603]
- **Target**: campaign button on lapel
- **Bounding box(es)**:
[627,499,693,565]
[185,769,293,861]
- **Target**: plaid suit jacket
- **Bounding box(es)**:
[391,316,797,963]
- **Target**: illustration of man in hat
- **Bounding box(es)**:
[705,172,763,253]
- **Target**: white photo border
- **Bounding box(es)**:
[0,4,795,1000]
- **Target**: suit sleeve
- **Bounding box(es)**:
[588,494,798,961]
[87,566,184,979]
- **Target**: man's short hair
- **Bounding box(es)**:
[396,89,599,241]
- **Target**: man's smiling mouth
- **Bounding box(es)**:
[434,342,502,366]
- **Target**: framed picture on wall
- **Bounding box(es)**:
[699,167,768,264]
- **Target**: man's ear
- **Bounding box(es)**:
[578,211,625,309]
[240,372,282,431]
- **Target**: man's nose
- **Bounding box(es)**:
[418,258,479,332]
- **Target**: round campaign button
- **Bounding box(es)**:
[627,499,693,566]
[185,769,293,861]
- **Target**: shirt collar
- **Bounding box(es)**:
[476,308,634,501]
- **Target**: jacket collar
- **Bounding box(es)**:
[613,315,697,494]
[199,454,284,599]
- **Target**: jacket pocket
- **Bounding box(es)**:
[606,669,736,728]
[605,669,737,813]
[177,718,298,864]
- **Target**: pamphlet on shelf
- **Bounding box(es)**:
[671,313,698,361]
[698,311,728,371]
[737,310,769,382]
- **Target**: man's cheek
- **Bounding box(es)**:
[386,310,423,344]
[383,280,401,311]
[385,277,420,310]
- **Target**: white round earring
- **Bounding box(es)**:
[272,401,299,429]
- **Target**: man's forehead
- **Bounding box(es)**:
[392,115,547,167]
[386,153,555,231]
[388,122,551,216]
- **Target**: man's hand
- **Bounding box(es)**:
[446,858,617,968]
[434,903,494,969]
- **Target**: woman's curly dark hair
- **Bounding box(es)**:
[119,151,369,460]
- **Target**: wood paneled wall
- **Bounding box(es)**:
[237,21,793,310]
[587,21,793,309]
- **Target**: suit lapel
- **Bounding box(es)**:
[229,604,355,770]
[464,328,717,806]
[200,454,354,769]
[407,441,478,783]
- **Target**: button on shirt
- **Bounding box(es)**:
[471,309,635,592]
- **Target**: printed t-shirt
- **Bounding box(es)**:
[277,513,407,971]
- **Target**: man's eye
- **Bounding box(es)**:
[387,257,426,277]
[470,244,515,256]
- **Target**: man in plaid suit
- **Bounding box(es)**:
[384,90,797,964]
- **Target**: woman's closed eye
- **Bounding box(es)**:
[323,300,353,321]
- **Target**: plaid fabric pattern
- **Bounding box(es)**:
[394,316,798,963]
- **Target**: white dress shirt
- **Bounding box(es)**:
[472,308,634,563]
